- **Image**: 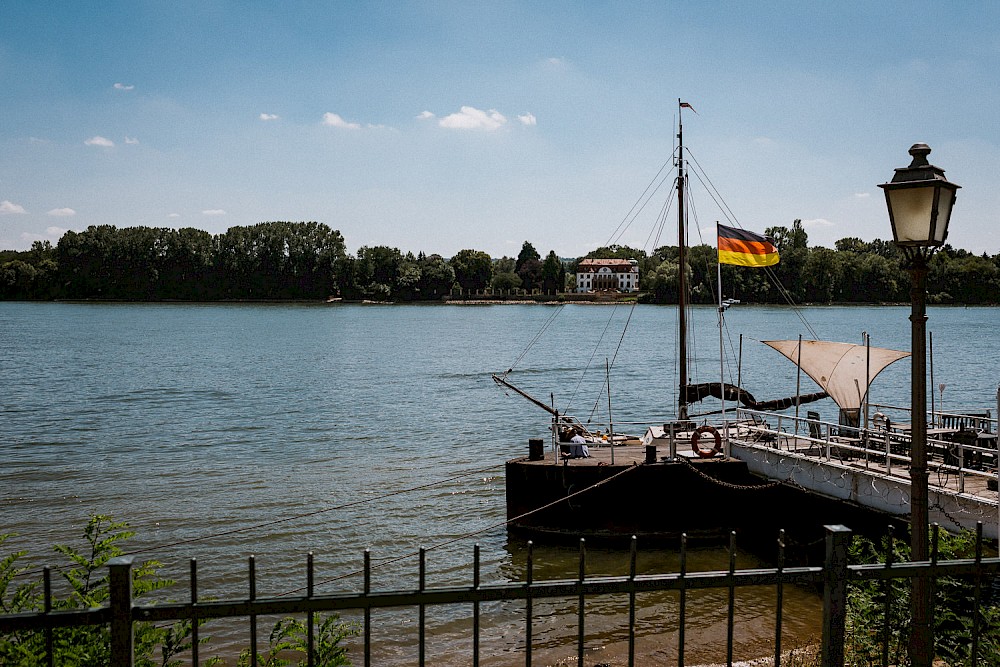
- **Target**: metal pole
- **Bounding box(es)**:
[908,256,932,667]
[108,556,135,667]
[794,334,803,434]
[718,227,726,427]
[865,332,871,429]
[929,332,936,427]
[607,358,614,465]
[820,525,850,667]
[677,99,688,421]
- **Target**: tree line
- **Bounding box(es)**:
[1,219,999,304]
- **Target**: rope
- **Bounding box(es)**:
[605,160,674,248]
[286,463,645,594]
[502,304,565,376]
[20,462,509,578]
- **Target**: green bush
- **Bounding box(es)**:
[0,516,358,666]
[845,529,1000,666]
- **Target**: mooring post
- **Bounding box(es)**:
[820,525,850,667]
[108,556,135,667]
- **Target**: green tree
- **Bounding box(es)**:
[416,254,455,299]
[540,250,564,295]
[514,241,540,273]
[450,249,493,292]
[353,245,403,300]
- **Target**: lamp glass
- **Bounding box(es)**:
[887,186,937,244]
[934,189,954,244]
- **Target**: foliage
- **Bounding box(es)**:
[539,250,563,295]
[237,615,359,667]
[450,249,493,292]
[0,516,358,667]
[844,528,1000,666]
[5,222,1000,303]
[52,222,346,301]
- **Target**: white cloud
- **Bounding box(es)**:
[259,113,279,121]
[322,112,361,129]
[0,200,27,214]
[113,82,135,91]
[85,136,115,148]
[417,111,436,120]
[202,209,226,216]
[125,136,139,145]
[47,208,76,217]
[518,112,537,126]
[752,137,774,146]
[168,213,181,218]
[19,227,67,243]
[802,218,835,227]
[544,57,569,71]
[439,106,507,130]
[854,192,871,199]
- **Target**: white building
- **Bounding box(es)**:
[575,258,639,293]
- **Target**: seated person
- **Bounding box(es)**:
[569,429,590,457]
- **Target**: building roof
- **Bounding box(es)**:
[577,258,638,272]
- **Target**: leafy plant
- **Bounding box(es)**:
[0,515,358,666]
[844,528,1000,666]
[236,614,358,667]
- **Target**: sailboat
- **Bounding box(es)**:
[499,100,912,542]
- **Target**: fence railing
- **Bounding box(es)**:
[2,525,999,667]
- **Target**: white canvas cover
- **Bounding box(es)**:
[762,340,910,411]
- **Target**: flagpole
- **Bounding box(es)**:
[676,99,688,421]
[717,222,725,428]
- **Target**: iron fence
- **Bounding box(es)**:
[2,524,998,667]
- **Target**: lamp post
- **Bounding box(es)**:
[879,143,959,667]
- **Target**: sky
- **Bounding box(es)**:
[2,1,999,258]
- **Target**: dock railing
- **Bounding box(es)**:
[734,407,1000,497]
[2,525,999,667]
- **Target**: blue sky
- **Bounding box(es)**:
[2,1,998,257]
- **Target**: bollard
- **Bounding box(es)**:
[645,444,657,464]
[528,438,544,461]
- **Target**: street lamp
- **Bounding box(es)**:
[879,143,959,667]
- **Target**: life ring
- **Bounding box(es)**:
[691,425,723,458]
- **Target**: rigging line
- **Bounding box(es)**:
[762,267,820,340]
[686,150,741,227]
[610,301,638,368]
[688,168,738,229]
[19,463,509,579]
[578,304,624,422]
[503,303,566,375]
[686,152,822,342]
[286,464,644,595]
[650,189,674,250]
[608,160,671,245]
[612,169,676,249]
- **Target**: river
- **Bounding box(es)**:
[2,302,998,665]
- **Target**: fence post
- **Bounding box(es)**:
[821,525,850,667]
[108,556,135,667]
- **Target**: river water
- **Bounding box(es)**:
[2,302,998,665]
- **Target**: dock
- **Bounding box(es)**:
[506,411,1000,548]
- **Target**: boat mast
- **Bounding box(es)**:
[677,99,689,420]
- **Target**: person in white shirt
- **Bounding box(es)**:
[569,429,589,457]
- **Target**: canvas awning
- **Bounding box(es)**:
[762,340,910,411]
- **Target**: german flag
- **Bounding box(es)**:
[717,224,779,267]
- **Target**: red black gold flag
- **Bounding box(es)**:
[717,224,779,267]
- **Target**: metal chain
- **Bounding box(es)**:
[678,455,784,491]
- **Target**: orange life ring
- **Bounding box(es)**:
[691,425,722,458]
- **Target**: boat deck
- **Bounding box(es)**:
[512,429,1000,540]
